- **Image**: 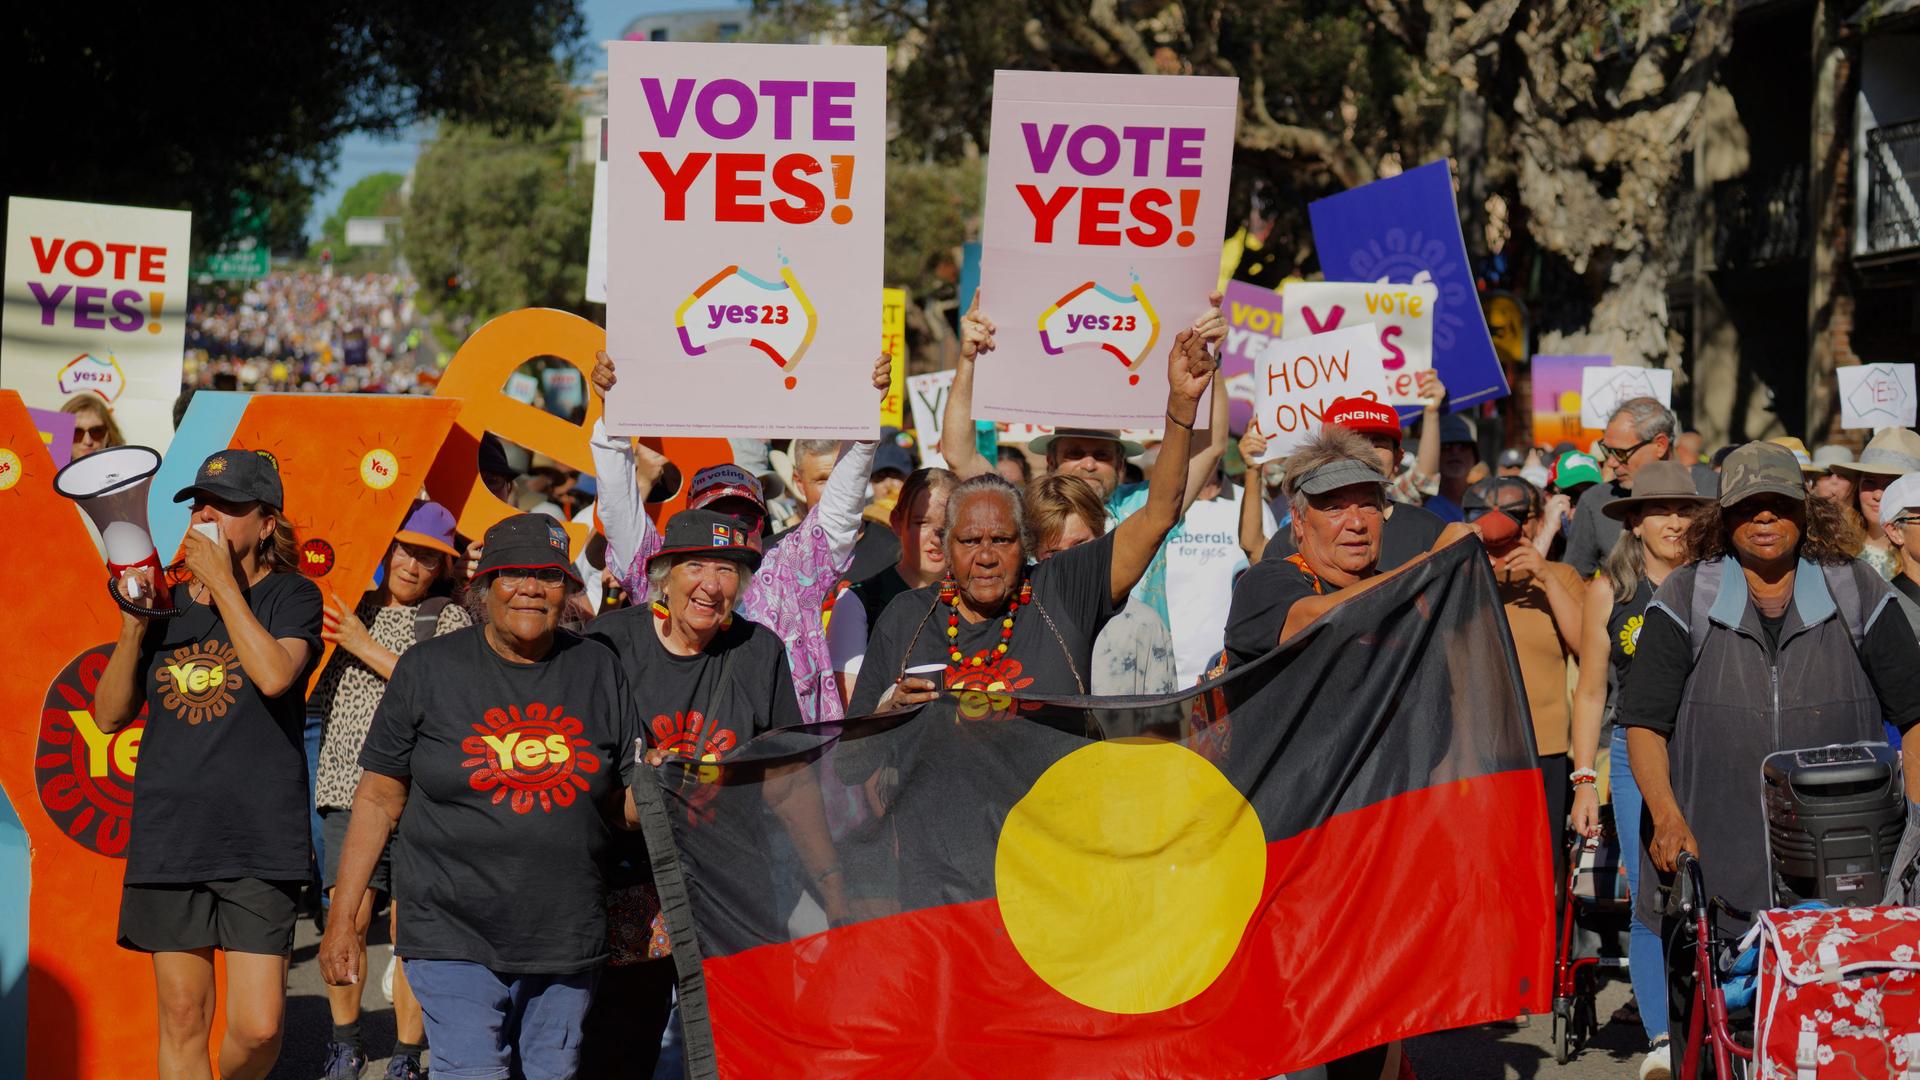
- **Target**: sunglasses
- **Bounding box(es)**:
[1894,515,1920,530]
[72,424,110,443]
[1468,504,1534,524]
[496,567,568,587]
[1596,437,1655,464]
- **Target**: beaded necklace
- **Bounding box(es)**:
[942,578,1032,668]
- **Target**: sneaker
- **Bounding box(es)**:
[320,1040,367,1080]
[1639,1038,1672,1080]
[384,1053,427,1080]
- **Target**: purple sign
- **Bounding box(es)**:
[27,406,73,469]
[1308,160,1508,416]
[1219,280,1285,433]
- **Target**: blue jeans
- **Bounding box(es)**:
[303,713,324,899]
[1611,725,1668,1042]
[404,958,597,1080]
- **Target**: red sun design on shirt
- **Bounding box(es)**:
[460,702,601,815]
[948,656,1041,722]
[651,710,736,825]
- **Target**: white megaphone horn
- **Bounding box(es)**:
[54,445,185,618]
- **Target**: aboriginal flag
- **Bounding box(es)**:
[636,538,1552,1078]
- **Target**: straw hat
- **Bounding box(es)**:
[1831,427,1920,477]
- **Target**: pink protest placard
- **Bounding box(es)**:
[975,72,1237,428]
[604,42,885,438]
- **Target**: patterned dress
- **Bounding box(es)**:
[310,594,472,811]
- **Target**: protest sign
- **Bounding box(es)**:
[1280,280,1437,409]
[881,287,907,427]
[586,115,609,304]
[1531,355,1608,450]
[2,197,192,450]
[1247,323,1387,462]
[976,71,1237,428]
[1308,161,1507,415]
[1579,365,1672,430]
[906,369,954,469]
[1837,363,1917,430]
[604,42,886,438]
[1220,280,1284,433]
[26,405,73,469]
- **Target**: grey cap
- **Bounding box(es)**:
[1716,441,1808,509]
[1294,457,1389,496]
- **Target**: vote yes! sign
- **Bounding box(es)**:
[1,197,192,450]
[605,41,884,439]
[976,71,1237,428]
[1281,280,1436,409]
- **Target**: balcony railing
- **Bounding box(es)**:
[1712,163,1809,268]
[1864,118,1920,258]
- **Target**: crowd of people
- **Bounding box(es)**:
[184,271,437,394]
[71,279,1920,1080]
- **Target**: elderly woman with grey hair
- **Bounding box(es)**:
[581,506,847,1077]
[850,320,1220,713]
[1224,426,1476,667]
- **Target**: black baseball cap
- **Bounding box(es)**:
[647,508,763,572]
[474,513,581,585]
[172,448,284,509]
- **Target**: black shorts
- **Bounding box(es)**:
[319,807,392,894]
[118,877,301,955]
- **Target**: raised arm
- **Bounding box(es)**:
[1177,291,1230,512]
[1413,370,1446,492]
[1109,305,1223,605]
[588,350,667,590]
[1238,431,1270,563]
[938,294,995,480]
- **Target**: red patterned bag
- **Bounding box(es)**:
[1754,906,1920,1078]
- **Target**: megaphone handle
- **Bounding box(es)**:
[109,576,185,620]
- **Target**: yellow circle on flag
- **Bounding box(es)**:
[359,448,399,490]
[994,739,1265,1014]
[0,448,21,491]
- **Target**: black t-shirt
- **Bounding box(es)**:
[1607,577,1657,685]
[359,627,640,974]
[1261,501,1445,572]
[850,564,914,631]
[1221,554,1325,668]
[127,572,323,884]
[848,531,1117,713]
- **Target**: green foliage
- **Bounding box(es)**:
[322,172,407,246]
[886,159,983,307]
[401,115,592,321]
[6,2,585,252]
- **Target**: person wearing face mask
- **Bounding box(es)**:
[851,321,1219,712]
[1223,428,1476,669]
[307,501,470,1080]
[319,514,644,1080]
[90,449,324,1080]
[1565,462,1710,1080]
[1620,442,1920,1037]
[588,350,889,728]
[583,509,846,1077]
[827,467,958,703]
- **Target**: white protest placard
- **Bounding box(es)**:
[906,369,954,469]
[585,115,608,304]
[1837,363,1917,430]
[1280,280,1436,409]
[2,196,192,450]
[1248,323,1386,462]
[605,42,886,438]
[1580,366,1673,430]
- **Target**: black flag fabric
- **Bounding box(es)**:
[637,537,1552,1078]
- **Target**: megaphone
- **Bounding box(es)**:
[54,445,185,618]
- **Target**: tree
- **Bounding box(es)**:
[322,172,407,247]
[759,0,1737,376]
[401,114,592,322]
[6,2,585,251]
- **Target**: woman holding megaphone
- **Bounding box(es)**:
[92,447,323,1080]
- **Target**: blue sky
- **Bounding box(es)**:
[305,0,747,238]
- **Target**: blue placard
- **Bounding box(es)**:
[1308,161,1508,415]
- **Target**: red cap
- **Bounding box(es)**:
[1322,397,1402,440]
